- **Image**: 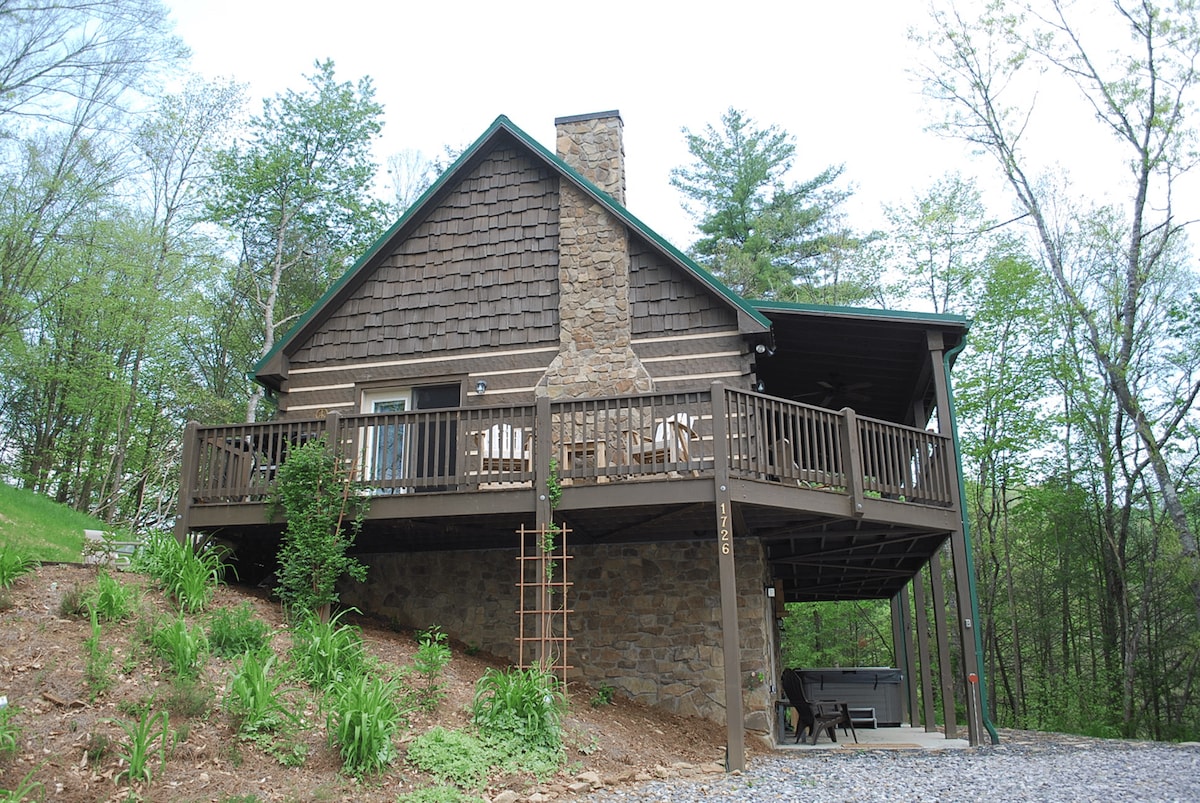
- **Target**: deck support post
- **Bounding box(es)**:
[928,330,984,745]
[174,421,199,545]
[897,587,919,726]
[710,382,744,772]
[913,569,937,731]
[929,550,958,738]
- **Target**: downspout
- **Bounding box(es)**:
[943,338,1000,744]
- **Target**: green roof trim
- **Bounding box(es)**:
[253,113,771,382]
[751,299,971,329]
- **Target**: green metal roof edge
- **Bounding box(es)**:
[252,115,516,378]
[254,113,772,379]
[751,299,971,329]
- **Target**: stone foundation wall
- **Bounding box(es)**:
[342,538,774,733]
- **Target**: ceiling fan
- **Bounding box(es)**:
[800,375,873,408]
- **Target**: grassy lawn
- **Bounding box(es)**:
[0,483,105,562]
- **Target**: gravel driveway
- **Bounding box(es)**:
[588,739,1200,802]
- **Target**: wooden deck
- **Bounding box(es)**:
[176,385,956,536]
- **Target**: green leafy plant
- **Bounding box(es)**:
[268,435,369,620]
[161,677,212,720]
[589,684,615,708]
[83,609,115,701]
[326,672,402,777]
[404,727,492,790]
[289,610,368,691]
[133,530,226,613]
[471,667,565,752]
[208,602,272,657]
[113,708,170,784]
[0,546,37,588]
[225,651,297,736]
[409,626,451,711]
[150,614,209,678]
[85,569,138,622]
[0,765,43,802]
[395,785,485,803]
[58,582,87,617]
[0,703,20,759]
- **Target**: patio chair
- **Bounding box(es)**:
[630,412,697,465]
[477,423,532,473]
[781,668,844,745]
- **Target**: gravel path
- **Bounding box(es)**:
[588,740,1200,802]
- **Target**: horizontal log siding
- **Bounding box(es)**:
[628,239,753,390]
[278,144,560,412]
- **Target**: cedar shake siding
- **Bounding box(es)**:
[627,236,754,389]
[277,145,561,415]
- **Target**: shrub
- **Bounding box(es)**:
[226,651,297,736]
[471,667,565,751]
[409,626,452,711]
[85,569,138,621]
[208,602,272,657]
[289,610,368,691]
[151,614,209,678]
[326,673,403,777]
[0,547,37,588]
[268,436,368,619]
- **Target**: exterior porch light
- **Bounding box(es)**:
[475,379,487,395]
[753,380,765,393]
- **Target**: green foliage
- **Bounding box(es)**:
[0,703,20,759]
[671,107,870,302]
[208,602,272,658]
[0,547,37,588]
[83,610,115,701]
[589,684,615,708]
[780,599,893,670]
[150,614,209,678]
[326,673,403,777]
[225,651,298,736]
[404,727,492,789]
[408,626,452,711]
[471,667,565,752]
[133,530,227,613]
[113,709,170,784]
[395,785,485,803]
[289,610,369,691]
[0,765,42,803]
[85,570,139,622]
[268,436,369,618]
[161,677,212,720]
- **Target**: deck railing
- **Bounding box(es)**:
[179,387,955,510]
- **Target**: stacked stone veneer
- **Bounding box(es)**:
[539,112,654,399]
[342,538,775,733]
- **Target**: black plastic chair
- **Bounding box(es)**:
[781,668,844,744]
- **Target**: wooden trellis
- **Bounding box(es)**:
[516,523,573,684]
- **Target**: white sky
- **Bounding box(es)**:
[163,0,1185,251]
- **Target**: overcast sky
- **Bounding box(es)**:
[163,0,1173,251]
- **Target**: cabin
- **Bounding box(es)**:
[174,111,985,767]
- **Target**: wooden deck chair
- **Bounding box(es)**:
[781,668,843,745]
[630,412,697,465]
[477,423,532,473]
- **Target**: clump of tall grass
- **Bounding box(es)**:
[0,546,38,588]
[289,610,369,691]
[327,673,403,777]
[132,530,226,613]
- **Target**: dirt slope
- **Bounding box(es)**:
[0,564,736,802]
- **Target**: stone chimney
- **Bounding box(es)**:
[538,111,653,400]
[554,111,626,205]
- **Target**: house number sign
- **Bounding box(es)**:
[719,502,731,555]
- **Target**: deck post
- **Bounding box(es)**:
[534,396,554,669]
[898,587,919,726]
[710,382,744,772]
[174,421,199,545]
[928,330,984,745]
[913,570,937,731]
[838,408,865,517]
[929,550,958,738]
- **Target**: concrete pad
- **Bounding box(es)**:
[775,724,971,751]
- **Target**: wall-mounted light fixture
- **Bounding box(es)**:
[765,586,776,598]
[754,343,776,356]
[475,379,487,395]
[753,380,766,393]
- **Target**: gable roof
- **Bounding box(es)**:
[254,114,771,386]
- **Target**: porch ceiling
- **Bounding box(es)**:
[754,306,967,426]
